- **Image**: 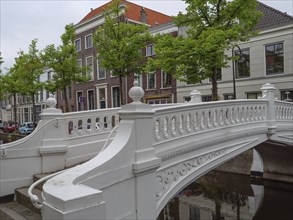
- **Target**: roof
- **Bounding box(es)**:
[78,0,172,26]
[256,1,293,30]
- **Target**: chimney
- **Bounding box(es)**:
[140,7,148,23]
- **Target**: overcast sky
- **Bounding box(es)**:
[1,0,292,72]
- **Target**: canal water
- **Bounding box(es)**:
[158,171,293,220]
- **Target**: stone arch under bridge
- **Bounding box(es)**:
[41,83,292,219]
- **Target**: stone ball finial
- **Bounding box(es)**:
[129,80,144,103]
[46,94,57,109]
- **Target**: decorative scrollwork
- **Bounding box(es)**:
[156,149,226,200]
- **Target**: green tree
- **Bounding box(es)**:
[0,53,3,73]
[94,0,151,105]
[43,24,88,112]
[1,72,20,123]
[0,53,4,101]
[150,0,262,100]
[11,39,44,124]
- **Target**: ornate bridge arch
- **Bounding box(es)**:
[41,83,292,220]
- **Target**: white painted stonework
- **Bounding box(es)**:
[0,83,292,219]
[41,83,292,219]
[0,100,120,197]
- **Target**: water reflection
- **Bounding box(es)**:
[158,171,293,220]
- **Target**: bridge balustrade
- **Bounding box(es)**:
[153,100,267,144]
[275,101,293,121]
[41,83,293,220]
[0,99,120,197]
[60,109,119,137]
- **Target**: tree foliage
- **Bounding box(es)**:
[0,53,4,101]
[9,39,44,124]
[94,0,152,105]
[43,24,88,112]
[150,0,262,100]
[1,71,20,123]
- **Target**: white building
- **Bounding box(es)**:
[176,2,293,102]
[2,68,54,124]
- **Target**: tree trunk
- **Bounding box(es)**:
[215,200,222,220]
[119,75,124,106]
[211,68,219,101]
[64,87,69,113]
[32,93,36,125]
[13,93,17,123]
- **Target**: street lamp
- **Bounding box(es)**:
[232,45,245,99]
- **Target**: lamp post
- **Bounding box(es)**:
[231,45,244,99]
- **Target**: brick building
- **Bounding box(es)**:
[56,0,177,112]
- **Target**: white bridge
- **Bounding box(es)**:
[0,83,292,219]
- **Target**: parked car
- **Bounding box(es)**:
[0,119,3,130]
[18,122,35,135]
[3,124,18,133]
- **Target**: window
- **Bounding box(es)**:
[146,44,155,56]
[112,86,121,107]
[75,39,81,51]
[88,90,95,110]
[24,108,29,122]
[98,87,107,109]
[68,86,72,99]
[77,59,82,67]
[76,59,82,82]
[76,91,83,111]
[85,34,93,49]
[223,94,234,100]
[235,48,250,78]
[265,43,284,75]
[39,89,43,102]
[134,73,142,86]
[86,56,94,80]
[280,90,293,101]
[202,95,212,102]
[247,92,262,99]
[161,70,172,88]
[97,58,106,79]
[147,72,156,90]
[147,99,170,104]
[47,71,52,80]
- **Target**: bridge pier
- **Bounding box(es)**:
[251,141,293,183]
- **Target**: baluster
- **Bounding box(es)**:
[186,113,192,133]
[171,115,177,137]
[193,111,199,131]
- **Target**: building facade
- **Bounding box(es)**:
[56,0,177,112]
[1,68,53,124]
[176,2,293,102]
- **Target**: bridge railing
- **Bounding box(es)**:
[41,82,293,219]
[275,100,293,121]
[153,100,268,145]
[0,96,120,197]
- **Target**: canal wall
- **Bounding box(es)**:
[0,133,25,144]
[216,142,293,184]
[216,149,253,176]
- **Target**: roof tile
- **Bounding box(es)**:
[256,1,293,30]
[78,0,172,26]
